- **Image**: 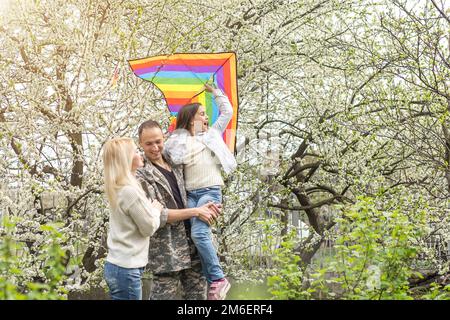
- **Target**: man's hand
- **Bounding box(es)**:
[206,202,222,216]
[196,202,222,225]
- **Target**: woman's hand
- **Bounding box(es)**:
[151,199,163,212]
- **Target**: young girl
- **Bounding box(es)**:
[164,84,237,300]
[102,137,162,300]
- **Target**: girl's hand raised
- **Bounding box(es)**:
[204,83,214,93]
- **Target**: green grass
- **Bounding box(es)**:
[226,279,271,300]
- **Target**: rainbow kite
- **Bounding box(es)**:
[128,52,238,153]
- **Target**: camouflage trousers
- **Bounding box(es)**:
[149,264,207,300]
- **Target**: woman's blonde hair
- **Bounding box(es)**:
[102,137,144,208]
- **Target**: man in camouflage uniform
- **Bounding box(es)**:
[136,120,220,300]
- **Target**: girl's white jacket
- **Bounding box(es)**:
[164,88,237,174]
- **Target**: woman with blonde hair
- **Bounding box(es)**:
[102,137,162,300]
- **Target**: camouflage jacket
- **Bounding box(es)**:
[136,155,199,274]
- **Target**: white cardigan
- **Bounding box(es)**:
[164,88,237,174]
[106,185,160,268]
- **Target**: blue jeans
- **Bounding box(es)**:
[104,261,144,300]
[187,186,224,284]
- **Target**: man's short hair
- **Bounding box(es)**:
[138,120,162,140]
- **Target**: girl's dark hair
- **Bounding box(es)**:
[176,103,201,131]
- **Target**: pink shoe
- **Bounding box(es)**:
[208,278,231,300]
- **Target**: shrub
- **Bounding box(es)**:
[0,216,68,300]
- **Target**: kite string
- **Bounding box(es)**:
[210,54,233,89]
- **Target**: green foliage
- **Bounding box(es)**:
[264,193,450,300]
[419,283,450,300]
[0,216,68,300]
[320,195,427,300]
[266,231,307,300]
[260,218,308,300]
